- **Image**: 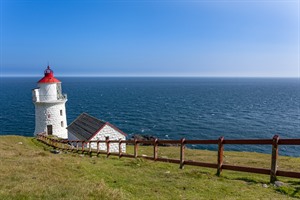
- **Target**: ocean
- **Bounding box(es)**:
[1,77,299,156]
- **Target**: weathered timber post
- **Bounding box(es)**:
[89,141,92,156]
[106,136,110,158]
[134,138,138,158]
[81,141,85,153]
[217,136,224,176]
[180,138,186,169]
[270,135,279,183]
[72,141,75,151]
[97,141,100,156]
[118,139,122,158]
[67,141,70,151]
[153,138,158,161]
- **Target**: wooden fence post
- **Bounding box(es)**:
[89,141,92,156]
[180,138,186,169]
[217,136,224,176]
[97,141,100,156]
[134,138,138,158]
[119,139,122,158]
[270,135,279,183]
[81,141,84,153]
[153,139,158,161]
[106,136,110,158]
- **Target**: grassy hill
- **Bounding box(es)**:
[0,135,299,200]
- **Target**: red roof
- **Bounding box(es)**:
[37,66,61,83]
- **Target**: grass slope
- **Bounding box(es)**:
[0,135,299,200]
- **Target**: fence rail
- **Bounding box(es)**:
[36,134,300,183]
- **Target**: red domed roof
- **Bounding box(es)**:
[37,66,61,83]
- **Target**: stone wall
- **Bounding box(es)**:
[34,101,68,139]
[89,125,126,153]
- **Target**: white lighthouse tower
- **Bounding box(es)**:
[32,66,68,138]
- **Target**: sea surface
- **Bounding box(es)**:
[1,77,299,156]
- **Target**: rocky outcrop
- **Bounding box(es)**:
[131,134,178,146]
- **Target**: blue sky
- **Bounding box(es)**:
[1,0,299,77]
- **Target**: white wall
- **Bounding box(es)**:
[32,89,40,102]
[89,125,126,153]
[34,101,68,139]
[37,83,58,101]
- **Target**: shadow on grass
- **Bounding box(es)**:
[278,180,300,198]
[222,173,300,199]
[229,177,262,184]
[287,180,300,186]
[275,186,300,198]
[220,172,267,184]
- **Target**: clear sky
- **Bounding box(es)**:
[1,0,299,77]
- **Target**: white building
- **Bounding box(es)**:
[67,113,127,152]
[32,66,68,138]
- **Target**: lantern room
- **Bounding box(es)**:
[32,66,66,102]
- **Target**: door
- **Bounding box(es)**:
[47,125,53,135]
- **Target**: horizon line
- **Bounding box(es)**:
[1,74,299,78]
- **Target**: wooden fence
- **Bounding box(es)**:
[36,134,300,183]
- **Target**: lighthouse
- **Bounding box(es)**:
[32,66,68,138]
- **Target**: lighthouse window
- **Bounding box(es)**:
[60,110,63,116]
[61,121,64,127]
[48,114,51,119]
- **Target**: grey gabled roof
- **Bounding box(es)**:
[67,113,127,141]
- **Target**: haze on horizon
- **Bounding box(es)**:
[1,0,299,77]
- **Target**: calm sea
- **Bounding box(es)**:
[1,77,299,156]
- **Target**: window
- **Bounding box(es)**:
[61,121,64,127]
[48,114,51,119]
[60,110,63,116]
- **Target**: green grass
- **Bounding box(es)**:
[0,135,300,200]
